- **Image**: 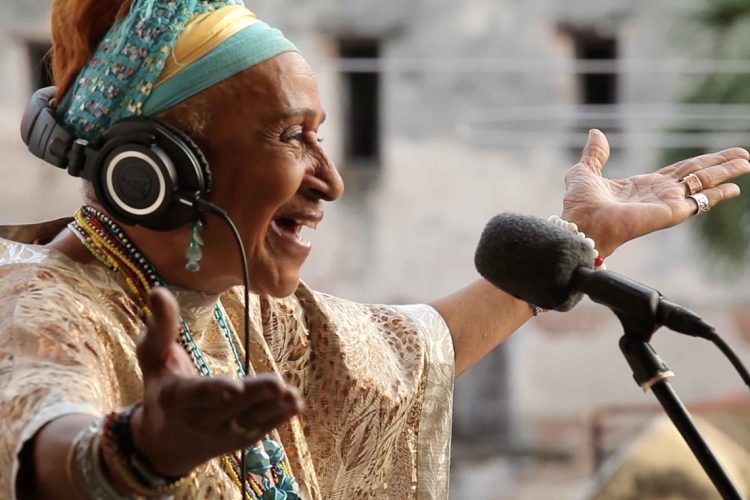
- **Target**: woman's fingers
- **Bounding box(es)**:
[579,129,610,172]
[227,388,303,443]
[159,375,244,409]
[662,147,750,177]
[157,374,301,437]
[233,391,301,429]
[676,158,750,193]
[680,184,741,219]
[227,408,296,444]
[137,287,181,376]
[162,373,288,411]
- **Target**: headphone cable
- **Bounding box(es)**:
[181,194,251,499]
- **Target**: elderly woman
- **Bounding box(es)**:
[1,0,748,499]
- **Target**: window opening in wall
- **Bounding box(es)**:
[339,38,380,166]
[559,25,620,156]
[28,42,53,90]
[572,30,618,105]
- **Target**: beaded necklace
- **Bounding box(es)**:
[69,205,300,499]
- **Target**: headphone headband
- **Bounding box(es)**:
[20,87,75,169]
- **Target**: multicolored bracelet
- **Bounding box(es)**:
[66,418,131,499]
[530,304,545,316]
[99,406,195,497]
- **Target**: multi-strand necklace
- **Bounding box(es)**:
[69,205,300,499]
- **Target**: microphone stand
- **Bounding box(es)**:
[613,310,742,500]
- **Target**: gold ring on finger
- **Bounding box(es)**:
[679,173,704,196]
[688,193,710,214]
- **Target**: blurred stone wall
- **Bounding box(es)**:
[1,0,748,476]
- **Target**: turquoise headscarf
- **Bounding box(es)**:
[57,0,298,141]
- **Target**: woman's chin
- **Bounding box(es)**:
[267,283,300,298]
[252,271,301,298]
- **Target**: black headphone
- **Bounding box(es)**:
[20,86,211,231]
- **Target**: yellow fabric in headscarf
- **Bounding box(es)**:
[156,5,259,86]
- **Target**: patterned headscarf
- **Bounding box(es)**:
[56,0,298,141]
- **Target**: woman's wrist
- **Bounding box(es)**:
[527,214,607,317]
[97,429,137,496]
[100,405,195,497]
[66,417,132,498]
[548,215,606,270]
[129,403,195,479]
[559,210,616,259]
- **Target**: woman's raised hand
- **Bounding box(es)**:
[561,129,750,258]
[130,287,303,477]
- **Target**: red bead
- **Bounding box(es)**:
[595,256,605,267]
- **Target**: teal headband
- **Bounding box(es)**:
[143,21,297,115]
[57,0,298,141]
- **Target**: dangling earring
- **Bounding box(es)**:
[185,220,204,272]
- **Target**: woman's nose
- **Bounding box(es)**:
[306,150,344,202]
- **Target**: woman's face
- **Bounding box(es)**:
[194,52,344,297]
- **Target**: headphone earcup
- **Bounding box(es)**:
[93,117,211,231]
[154,121,212,194]
[95,141,178,226]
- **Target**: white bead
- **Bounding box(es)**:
[549,214,605,272]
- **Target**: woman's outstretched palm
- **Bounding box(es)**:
[131,287,303,477]
[562,129,750,257]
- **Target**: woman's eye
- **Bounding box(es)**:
[282,129,324,146]
[282,133,303,144]
[281,127,304,143]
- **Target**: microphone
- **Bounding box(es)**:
[474,213,715,339]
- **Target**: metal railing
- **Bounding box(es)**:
[316,58,750,75]
[317,57,750,149]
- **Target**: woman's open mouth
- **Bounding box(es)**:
[267,211,322,257]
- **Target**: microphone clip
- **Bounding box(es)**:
[572,267,715,341]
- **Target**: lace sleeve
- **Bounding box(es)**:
[394,304,455,499]
[0,262,124,498]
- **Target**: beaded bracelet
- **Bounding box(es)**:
[548,215,606,270]
[530,304,545,316]
[529,215,606,316]
[99,406,195,497]
[66,419,131,499]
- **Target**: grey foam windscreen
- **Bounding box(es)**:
[474,213,594,311]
